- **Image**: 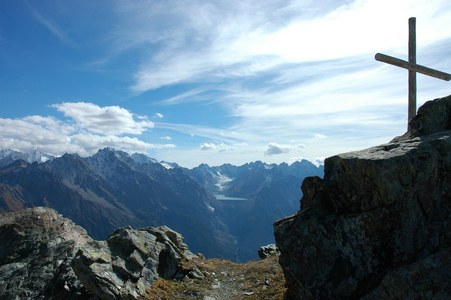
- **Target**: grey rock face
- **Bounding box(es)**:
[0,207,198,300]
[72,226,196,299]
[257,244,278,259]
[0,207,92,299]
[274,95,451,299]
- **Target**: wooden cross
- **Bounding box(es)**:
[375,17,451,128]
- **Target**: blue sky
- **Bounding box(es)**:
[1,0,450,168]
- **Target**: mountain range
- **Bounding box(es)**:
[0,148,323,261]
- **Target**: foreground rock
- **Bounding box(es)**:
[258,244,279,259]
[275,95,451,299]
[0,207,198,299]
[0,207,91,299]
[72,225,197,299]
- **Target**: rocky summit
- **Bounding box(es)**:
[275,95,451,299]
[0,207,200,299]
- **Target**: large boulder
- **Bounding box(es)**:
[274,95,451,299]
[72,226,197,299]
[0,207,198,299]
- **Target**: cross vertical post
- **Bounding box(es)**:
[408,17,416,124]
[375,17,451,129]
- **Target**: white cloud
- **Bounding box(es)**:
[200,142,237,152]
[200,143,217,151]
[252,0,450,62]
[107,0,451,93]
[161,136,172,141]
[52,102,154,135]
[314,157,326,166]
[110,1,451,167]
[313,133,327,139]
[0,116,73,155]
[5,0,451,168]
[264,143,291,156]
[69,134,174,156]
[0,103,169,157]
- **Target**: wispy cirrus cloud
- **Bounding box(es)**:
[25,2,76,47]
[108,0,451,94]
[111,0,450,145]
[155,122,244,144]
[4,0,450,168]
[156,88,208,105]
[118,0,450,166]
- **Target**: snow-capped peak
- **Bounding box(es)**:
[0,148,54,163]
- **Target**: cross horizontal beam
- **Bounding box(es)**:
[375,53,451,81]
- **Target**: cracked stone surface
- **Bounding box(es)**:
[275,95,451,299]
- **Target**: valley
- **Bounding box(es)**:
[0,148,323,262]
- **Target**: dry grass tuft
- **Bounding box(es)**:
[147,255,286,299]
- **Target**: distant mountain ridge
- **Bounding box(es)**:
[185,160,323,260]
[0,148,236,259]
[0,148,323,261]
[187,160,322,198]
[0,149,54,166]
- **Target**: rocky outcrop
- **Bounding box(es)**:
[0,207,199,299]
[274,95,451,299]
[258,244,278,259]
[72,226,198,300]
[0,207,91,299]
